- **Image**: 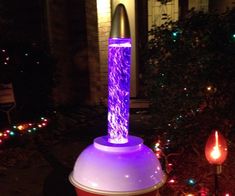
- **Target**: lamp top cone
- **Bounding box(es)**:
[110,4,130,38]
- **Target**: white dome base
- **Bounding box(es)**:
[69,135,166,195]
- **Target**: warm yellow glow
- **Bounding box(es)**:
[207,85,212,91]
[211,147,221,159]
[155,142,160,148]
[168,179,175,183]
[97,0,110,18]
[17,125,24,130]
[186,194,194,196]
[210,131,221,160]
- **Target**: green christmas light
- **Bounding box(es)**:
[172,31,180,42]
[187,178,196,186]
[232,33,235,41]
[172,32,178,37]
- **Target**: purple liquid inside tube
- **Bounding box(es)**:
[107,38,131,144]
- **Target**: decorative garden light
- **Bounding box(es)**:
[205,130,228,165]
[69,4,165,196]
[205,129,228,196]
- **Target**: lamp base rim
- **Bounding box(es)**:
[69,173,167,195]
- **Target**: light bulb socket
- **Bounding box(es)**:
[216,165,222,174]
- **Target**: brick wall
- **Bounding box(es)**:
[209,0,235,12]
[97,0,111,99]
[46,0,72,105]
[189,0,209,12]
[46,0,101,105]
[85,0,101,104]
[46,0,105,105]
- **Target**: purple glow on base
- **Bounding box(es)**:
[107,38,131,144]
[70,136,165,192]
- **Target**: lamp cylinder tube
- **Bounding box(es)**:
[107,38,131,144]
[107,4,131,144]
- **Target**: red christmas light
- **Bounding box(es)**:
[199,186,209,196]
[205,130,228,165]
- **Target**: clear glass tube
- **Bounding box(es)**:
[107,38,131,144]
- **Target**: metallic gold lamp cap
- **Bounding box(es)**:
[110,4,130,38]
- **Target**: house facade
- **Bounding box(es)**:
[45,0,234,106]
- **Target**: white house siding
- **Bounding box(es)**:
[189,0,209,12]
[148,0,179,29]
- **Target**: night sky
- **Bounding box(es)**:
[0,0,44,43]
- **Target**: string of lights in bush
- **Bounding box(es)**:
[0,117,48,145]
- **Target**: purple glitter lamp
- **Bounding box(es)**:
[107,38,131,144]
[69,4,165,196]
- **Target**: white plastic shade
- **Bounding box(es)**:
[69,136,165,195]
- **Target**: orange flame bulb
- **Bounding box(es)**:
[205,130,228,164]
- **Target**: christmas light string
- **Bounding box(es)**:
[165,84,217,130]
[151,75,232,195]
[151,84,232,194]
[0,117,48,145]
[148,17,235,196]
[1,49,10,65]
[0,47,51,146]
[155,140,213,195]
[153,137,231,195]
